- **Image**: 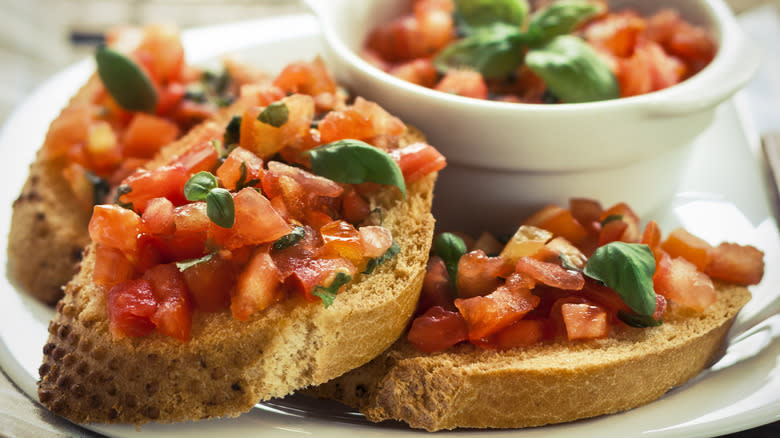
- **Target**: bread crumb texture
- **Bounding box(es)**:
[37,166,436,425]
[308,282,751,431]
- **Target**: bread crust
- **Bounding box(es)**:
[36,130,437,424]
[307,282,751,431]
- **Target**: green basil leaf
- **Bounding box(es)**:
[525,35,619,103]
[114,184,134,211]
[234,162,260,191]
[526,0,603,47]
[307,139,407,198]
[583,242,657,316]
[175,252,215,272]
[618,310,662,328]
[433,23,525,79]
[433,233,467,293]
[601,214,624,226]
[224,115,242,147]
[258,101,289,127]
[84,170,110,206]
[95,47,157,113]
[312,272,352,308]
[184,171,219,202]
[454,0,529,29]
[362,240,401,275]
[206,188,235,228]
[273,226,306,250]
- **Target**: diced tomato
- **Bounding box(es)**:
[660,228,713,271]
[705,242,765,285]
[598,218,629,246]
[88,204,141,255]
[578,280,631,322]
[390,142,447,183]
[134,24,185,83]
[272,57,337,97]
[407,306,468,353]
[106,279,158,339]
[321,220,364,264]
[489,319,545,350]
[352,97,407,138]
[210,188,292,250]
[147,231,208,263]
[181,256,235,312]
[641,220,662,254]
[143,263,193,342]
[86,120,121,173]
[240,83,286,107]
[434,70,488,100]
[318,108,374,143]
[515,257,585,290]
[44,104,93,158]
[216,146,263,191]
[533,236,588,269]
[365,15,424,63]
[93,245,134,287]
[455,278,540,341]
[240,94,315,158]
[155,82,186,116]
[456,250,513,298]
[142,197,175,235]
[172,140,219,174]
[62,163,97,208]
[358,225,393,258]
[122,113,180,159]
[561,303,609,340]
[262,161,343,221]
[569,198,603,236]
[584,11,646,58]
[500,225,553,264]
[653,252,716,311]
[134,235,163,273]
[389,58,438,87]
[118,164,190,212]
[599,202,640,242]
[417,257,456,315]
[341,188,371,224]
[524,204,588,245]
[173,202,210,233]
[232,246,281,320]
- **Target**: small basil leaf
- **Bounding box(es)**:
[433,233,467,293]
[433,24,525,79]
[114,184,134,210]
[176,252,215,272]
[95,47,157,113]
[601,214,624,226]
[206,188,235,228]
[618,310,662,328]
[312,272,352,308]
[454,0,529,29]
[307,140,407,198]
[258,101,289,127]
[583,242,657,316]
[84,170,110,206]
[362,240,401,275]
[184,171,219,202]
[273,226,306,250]
[560,253,582,272]
[224,115,242,147]
[525,35,619,103]
[526,0,603,47]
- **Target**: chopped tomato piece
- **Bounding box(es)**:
[273,57,337,97]
[43,104,91,159]
[135,24,185,83]
[155,82,186,117]
[407,306,468,353]
[142,197,175,235]
[341,188,371,224]
[146,231,208,263]
[240,83,286,107]
[321,220,364,264]
[456,250,513,298]
[389,58,438,87]
[653,252,716,311]
[489,319,545,350]
[232,246,281,320]
[598,218,629,246]
[358,225,394,259]
[561,303,609,340]
[641,220,662,254]
[533,236,588,269]
[455,278,540,340]
[93,245,134,287]
[172,140,219,174]
[118,164,190,212]
[660,228,713,271]
[390,142,447,183]
[584,11,646,58]
[210,188,292,250]
[182,256,235,312]
[523,204,588,245]
[107,279,158,339]
[569,198,603,236]
[216,146,264,191]
[173,202,210,233]
[500,225,553,264]
[435,70,488,100]
[515,257,585,290]
[143,263,193,342]
[88,204,141,255]
[417,257,456,315]
[352,97,406,138]
[599,202,640,243]
[705,243,765,285]
[122,113,180,159]
[318,108,375,143]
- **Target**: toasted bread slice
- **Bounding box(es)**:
[307,282,750,431]
[37,120,438,424]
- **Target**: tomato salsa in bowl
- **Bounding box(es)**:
[308,0,760,232]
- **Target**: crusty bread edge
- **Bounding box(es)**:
[306,282,751,431]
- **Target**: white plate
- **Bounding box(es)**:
[1,13,778,438]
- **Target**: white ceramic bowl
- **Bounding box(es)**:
[307,0,760,233]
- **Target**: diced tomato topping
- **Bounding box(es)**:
[318,108,375,143]
[232,246,281,320]
[389,58,438,87]
[705,243,765,285]
[390,142,447,183]
[172,140,219,174]
[273,57,337,97]
[143,263,193,342]
[434,70,488,100]
[155,82,186,116]
[584,10,646,58]
[122,113,181,159]
[341,188,372,224]
[407,306,468,353]
[146,231,208,263]
[561,303,610,340]
[455,278,540,341]
[653,252,716,311]
[456,250,513,298]
[107,279,158,339]
[660,228,713,271]
[515,257,585,290]
[569,198,603,236]
[134,24,185,83]
[173,202,210,233]
[43,104,92,159]
[489,319,545,350]
[210,188,292,250]
[641,220,662,254]
[93,245,134,287]
[417,257,456,315]
[358,225,394,259]
[321,220,364,264]
[88,204,141,255]
[142,197,176,235]
[598,202,640,243]
[182,256,235,313]
[500,225,554,264]
[118,164,190,212]
[216,146,264,191]
[352,97,407,138]
[523,204,588,245]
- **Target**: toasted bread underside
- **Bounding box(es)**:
[307,283,751,431]
[37,130,437,424]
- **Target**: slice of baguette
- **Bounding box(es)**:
[307,281,750,431]
[37,124,437,424]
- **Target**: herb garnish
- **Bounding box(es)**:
[183,171,235,228]
[583,242,657,316]
[175,252,215,272]
[433,233,467,294]
[95,47,157,113]
[362,240,401,275]
[273,226,306,250]
[312,272,352,308]
[257,101,289,127]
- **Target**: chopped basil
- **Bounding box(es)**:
[235,162,260,191]
[224,115,242,147]
[257,101,289,127]
[454,0,529,29]
[601,214,623,226]
[433,23,525,79]
[312,272,352,308]
[362,240,401,275]
[307,139,406,198]
[175,252,215,272]
[206,188,235,228]
[184,171,219,202]
[618,310,662,328]
[583,242,657,316]
[559,253,581,272]
[84,170,110,206]
[273,226,306,250]
[525,0,602,47]
[433,233,467,293]
[114,184,134,210]
[95,46,157,113]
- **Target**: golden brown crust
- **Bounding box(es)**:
[36,128,437,424]
[307,282,751,431]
